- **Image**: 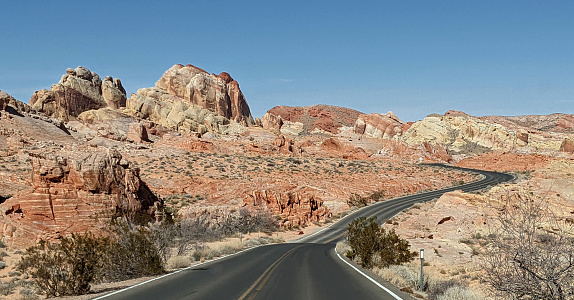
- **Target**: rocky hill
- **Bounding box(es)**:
[126,64,255,134]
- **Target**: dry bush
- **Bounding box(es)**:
[104,221,164,282]
[166,256,192,269]
[482,191,574,299]
[373,262,483,300]
[17,233,108,297]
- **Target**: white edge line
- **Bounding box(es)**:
[334,249,403,300]
[92,244,270,299]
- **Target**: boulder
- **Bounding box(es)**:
[29,66,126,121]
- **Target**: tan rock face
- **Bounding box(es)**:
[354,112,404,139]
[0,148,161,246]
[0,90,32,114]
[154,64,254,125]
[400,113,568,159]
[126,64,254,134]
[0,91,10,111]
[29,66,126,121]
[264,105,362,134]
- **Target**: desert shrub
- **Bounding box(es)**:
[482,192,574,299]
[0,279,15,296]
[17,233,108,297]
[436,285,483,300]
[346,216,416,268]
[347,193,369,208]
[244,239,261,248]
[166,256,191,269]
[104,222,164,282]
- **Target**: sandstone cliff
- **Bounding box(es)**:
[0,148,161,246]
[29,66,126,121]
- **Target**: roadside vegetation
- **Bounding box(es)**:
[482,191,574,299]
[339,216,485,299]
[16,208,279,297]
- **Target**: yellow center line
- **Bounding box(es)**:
[238,245,304,300]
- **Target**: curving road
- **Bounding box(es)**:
[97,165,514,300]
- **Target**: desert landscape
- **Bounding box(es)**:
[0,63,573,299]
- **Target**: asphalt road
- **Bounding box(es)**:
[98,164,514,300]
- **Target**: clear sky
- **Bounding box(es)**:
[1,1,573,121]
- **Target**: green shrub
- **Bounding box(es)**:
[347,193,369,208]
[346,216,416,268]
[17,233,108,297]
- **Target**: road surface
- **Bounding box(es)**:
[98,165,514,300]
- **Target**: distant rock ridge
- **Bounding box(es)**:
[262,104,362,135]
[29,66,126,121]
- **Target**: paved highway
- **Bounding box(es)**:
[98,165,514,300]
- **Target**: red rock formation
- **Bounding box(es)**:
[244,189,331,227]
[264,105,362,134]
[560,139,574,153]
[273,135,302,155]
[29,66,126,121]
[0,149,161,246]
[354,112,404,138]
[155,64,254,126]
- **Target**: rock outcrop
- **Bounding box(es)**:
[29,66,126,121]
[400,112,566,159]
[263,105,362,135]
[244,189,331,227]
[0,148,161,246]
[0,90,33,114]
[126,64,254,134]
[354,112,405,139]
[155,64,253,125]
[560,139,574,153]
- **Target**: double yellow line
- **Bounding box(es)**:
[238,245,304,300]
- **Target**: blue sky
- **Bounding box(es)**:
[1,1,573,121]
